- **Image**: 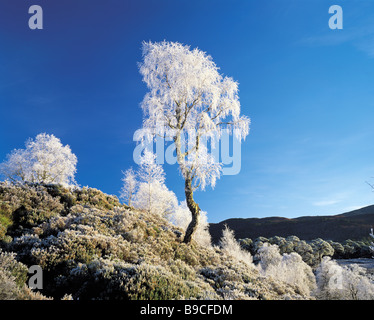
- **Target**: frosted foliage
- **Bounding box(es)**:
[219,225,252,265]
[187,142,221,191]
[0,133,77,187]
[0,269,19,300]
[120,168,137,206]
[256,243,316,296]
[167,201,212,247]
[0,251,20,300]
[139,41,250,190]
[256,243,282,271]
[134,181,178,216]
[132,150,177,215]
[138,149,165,184]
[315,257,374,300]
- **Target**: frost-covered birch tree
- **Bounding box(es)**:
[120,168,137,207]
[138,41,250,243]
[0,133,77,187]
[134,150,177,216]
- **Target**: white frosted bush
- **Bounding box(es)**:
[219,225,252,266]
[121,150,178,216]
[315,257,374,300]
[256,243,316,296]
[0,269,19,300]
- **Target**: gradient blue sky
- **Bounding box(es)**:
[1,0,374,223]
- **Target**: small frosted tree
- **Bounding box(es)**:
[219,225,252,265]
[135,181,177,216]
[315,257,374,300]
[120,168,137,207]
[134,150,177,216]
[138,149,165,185]
[138,41,250,243]
[256,243,282,271]
[0,133,77,187]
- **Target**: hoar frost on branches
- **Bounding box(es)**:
[0,133,77,187]
[120,168,137,208]
[219,225,252,265]
[138,41,250,243]
[256,243,316,296]
[121,150,177,216]
[315,257,374,300]
[120,151,212,246]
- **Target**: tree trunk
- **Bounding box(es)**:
[183,177,200,244]
[174,132,201,244]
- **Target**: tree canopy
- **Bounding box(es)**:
[0,133,77,187]
[138,41,250,243]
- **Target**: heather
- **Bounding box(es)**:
[0,182,316,300]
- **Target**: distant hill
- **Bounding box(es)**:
[209,205,374,244]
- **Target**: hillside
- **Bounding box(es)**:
[209,205,374,244]
[0,182,311,300]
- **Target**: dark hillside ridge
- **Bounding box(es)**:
[209,205,374,243]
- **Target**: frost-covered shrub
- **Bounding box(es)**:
[0,249,25,300]
[0,269,20,300]
[199,257,307,301]
[0,182,125,240]
[0,182,65,239]
[43,184,77,211]
[58,257,219,300]
[0,249,28,287]
[315,257,374,300]
[256,243,316,297]
[0,269,51,300]
[256,243,282,271]
[219,225,252,266]
[74,187,121,210]
[123,263,212,300]
[0,249,51,300]
[200,266,253,300]
[240,235,335,267]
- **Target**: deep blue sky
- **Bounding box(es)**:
[1,0,374,222]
